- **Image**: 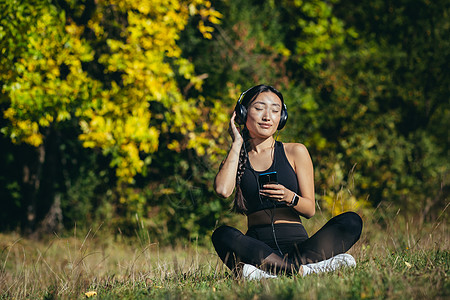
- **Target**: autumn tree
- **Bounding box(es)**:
[0,0,224,233]
[1,0,447,240]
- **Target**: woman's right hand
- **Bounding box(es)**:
[229,111,244,145]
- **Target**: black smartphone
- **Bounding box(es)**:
[258,171,278,190]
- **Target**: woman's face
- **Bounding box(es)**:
[245,91,282,138]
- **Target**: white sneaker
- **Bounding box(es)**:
[242,264,278,280]
[302,253,356,276]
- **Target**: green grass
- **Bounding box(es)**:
[1,213,448,299]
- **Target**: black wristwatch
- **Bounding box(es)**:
[289,193,299,207]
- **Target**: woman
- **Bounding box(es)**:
[212,84,362,279]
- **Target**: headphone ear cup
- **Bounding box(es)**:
[234,103,247,125]
[277,105,288,130]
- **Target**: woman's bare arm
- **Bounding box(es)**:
[214,112,243,198]
[289,143,316,218]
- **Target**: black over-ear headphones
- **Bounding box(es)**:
[234,88,288,130]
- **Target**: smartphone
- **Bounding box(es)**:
[258,171,278,190]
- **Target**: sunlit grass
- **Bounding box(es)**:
[1,210,448,299]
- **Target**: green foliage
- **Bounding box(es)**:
[1,0,224,183]
[0,0,448,240]
[0,0,227,235]
[313,0,450,215]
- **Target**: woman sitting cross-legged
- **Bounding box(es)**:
[212,84,363,279]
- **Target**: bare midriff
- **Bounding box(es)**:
[247,207,302,227]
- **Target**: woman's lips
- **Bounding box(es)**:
[259,123,272,129]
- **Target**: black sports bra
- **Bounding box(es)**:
[240,141,300,215]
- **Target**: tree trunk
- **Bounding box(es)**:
[37,193,64,235]
[24,143,45,234]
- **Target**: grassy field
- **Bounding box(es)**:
[1,211,448,299]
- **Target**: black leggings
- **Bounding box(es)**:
[211,212,362,274]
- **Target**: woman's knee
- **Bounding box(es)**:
[211,225,241,248]
[341,211,363,238]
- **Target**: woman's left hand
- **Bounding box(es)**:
[260,184,294,204]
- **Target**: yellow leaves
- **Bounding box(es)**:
[188,3,197,15]
[125,2,187,51]
[119,142,144,177]
[168,140,181,152]
[197,2,222,39]
[78,97,160,182]
[198,20,214,39]
[87,19,104,38]
[2,0,225,187]
[38,114,54,127]
[15,120,42,147]
[65,23,83,36]
[105,39,122,53]
[208,9,222,25]
[85,291,97,298]
[2,2,97,146]
[136,1,151,14]
[322,192,370,216]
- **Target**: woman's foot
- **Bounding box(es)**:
[242,264,278,280]
[302,253,356,276]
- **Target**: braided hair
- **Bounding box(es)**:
[232,84,284,214]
